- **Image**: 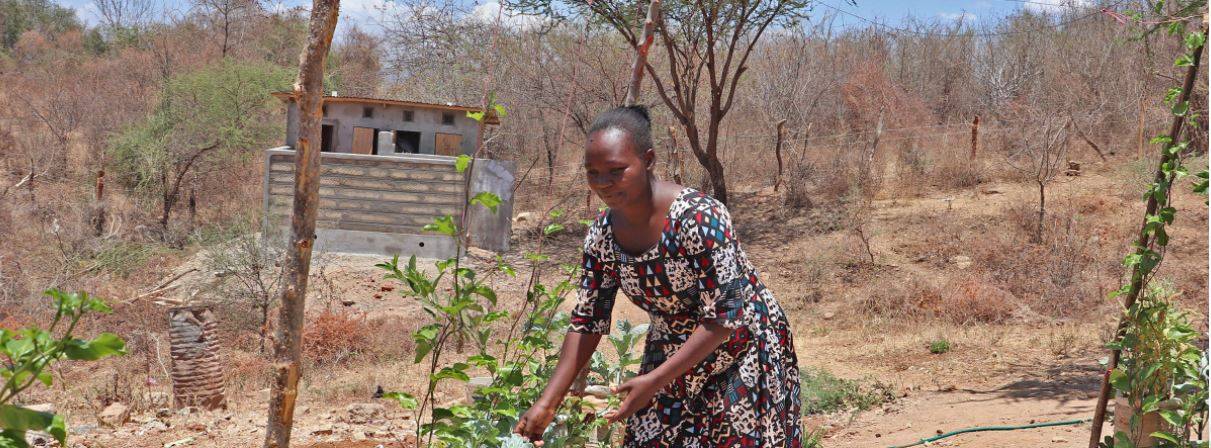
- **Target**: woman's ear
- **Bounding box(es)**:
[643,148,656,170]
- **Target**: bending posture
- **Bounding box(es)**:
[515,106,802,447]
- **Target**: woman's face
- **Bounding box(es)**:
[584,128,653,210]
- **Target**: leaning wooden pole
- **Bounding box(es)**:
[263,1,339,447]
[1087,32,1204,448]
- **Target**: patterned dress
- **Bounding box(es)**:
[569,188,802,447]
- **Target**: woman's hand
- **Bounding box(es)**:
[603,373,663,424]
[514,401,557,445]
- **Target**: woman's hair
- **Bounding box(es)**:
[587,105,653,152]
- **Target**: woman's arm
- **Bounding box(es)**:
[603,321,732,423]
[514,331,602,442]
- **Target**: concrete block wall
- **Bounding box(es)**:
[285,102,480,155]
[262,148,515,259]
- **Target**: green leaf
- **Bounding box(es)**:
[0,405,63,445]
[63,333,126,361]
[1175,54,1195,67]
[466,111,485,122]
[382,392,418,410]
[1150,431,1180,443]
[433,365,470,383]
[1109,368,1130,392]
[543,223,565,236]
[1172,101,1189,116]
[0,430,29,448]
[1150,135,1173,146]
[422,215,458,237]
[455,155,472,173]
[493,103,507,119]
[469,192,502,213]
[1185,31,1206,50]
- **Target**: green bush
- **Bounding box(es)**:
[929,339,951,355]
[800,367,895,415]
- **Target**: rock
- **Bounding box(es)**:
[296,406,310,416]
[822,312,835,320]
[949,255,972,269]
[72,424,97,436]
[137,420,168,435]
[467,247,495,260]
[186,422,207,432]
[1052,437,1068,443]
[584,385,612,399]
[98,403,130,427]
[341,299,356,306]
[514,212,536,224]
[353,431,368,441]
[345,403,386,424]
[156,408,173,418]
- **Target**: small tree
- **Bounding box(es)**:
[510,0,814,204]
[205,229,286,354]
[108,59,292,241]
[1006,115,1071,243]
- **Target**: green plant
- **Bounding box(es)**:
[800,367,895,415]
[929,339,951,355]
[1103,285,1207,448]
[1,289,126,447]
[802,427,826,448]
[1094,5,1209,447]
[590,320,647,388]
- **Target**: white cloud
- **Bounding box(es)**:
[1021,0,1094,15]
[468,1,548,30]
[938,11,977,22]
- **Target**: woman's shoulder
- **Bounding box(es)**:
[671,188,731,223]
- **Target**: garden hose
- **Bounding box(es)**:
[886,418,1091,448]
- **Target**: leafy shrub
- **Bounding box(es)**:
[800,367,896,415]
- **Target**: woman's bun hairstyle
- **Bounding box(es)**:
[588,105,653,152]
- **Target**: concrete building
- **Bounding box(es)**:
[273,92,500,157]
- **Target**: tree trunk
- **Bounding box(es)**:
[1035,181,1045,244]
[263,1,340,447]
[773,119,786,192]
[970,115,980,160]
[623,0,661,107]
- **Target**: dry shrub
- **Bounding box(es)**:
[932,154,986,189]
[363,317,417,363]
[856,276,941,319]
[938,276,1019,324]
[971,203,1099,318]
[303,308,372,367]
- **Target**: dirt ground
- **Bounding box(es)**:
[54,159,1208,448]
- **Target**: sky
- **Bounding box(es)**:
[54,0,1098,37]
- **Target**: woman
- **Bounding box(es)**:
[515,106,802,447]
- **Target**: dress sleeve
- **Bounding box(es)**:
[568,224,618,335]
[682,200,747,330]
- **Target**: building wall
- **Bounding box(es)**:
[284,101,479,156]
[262,148,514,258]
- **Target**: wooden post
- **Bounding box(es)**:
[93,169,106,237]
[773,119,786,191]
[1088,31,1204,448]
[263,1,340,447]
[970,115,980,160]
